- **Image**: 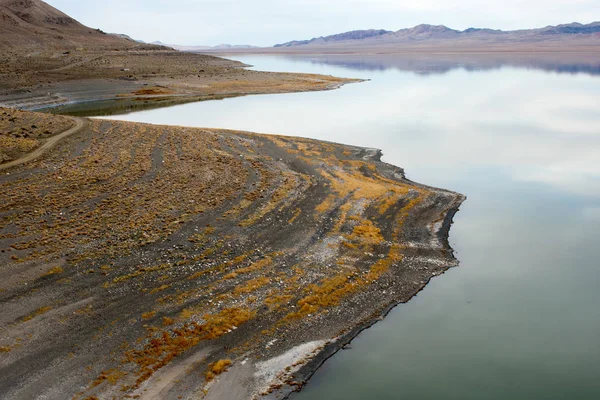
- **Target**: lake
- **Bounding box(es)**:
[102,54,600,399]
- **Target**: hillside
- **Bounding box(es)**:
[0,0,149,50]
[0,0,357,111]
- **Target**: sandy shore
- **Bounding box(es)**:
[0,50,358,111]
[0,107,464,399]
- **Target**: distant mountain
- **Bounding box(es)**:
[275,29,392,47]
[109,33,137,42]
[271,22,600,51]
[149,41,259,52]
[390,24,459,40]
[212,44,259,49]
[541,21,600,34]
[0,0,154,50]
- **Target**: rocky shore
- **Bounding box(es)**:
[0,108,464,399]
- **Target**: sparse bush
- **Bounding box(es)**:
[205,359,232,381]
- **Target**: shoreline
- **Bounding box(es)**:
[0,108,465,399]
[38,79,356,118]
[267,198,465,400]
[0,50,360,112]
[0,76,358,113]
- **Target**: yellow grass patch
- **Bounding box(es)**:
[91,369,126,387]
[22,306,52,322]
[42,266,64,277]
[141,311,156,320]
[204,359,232,381]
[233,277,271,295]
[123,307,254,387]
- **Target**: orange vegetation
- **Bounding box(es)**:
[22,306,52,322]
[204,359,232,381]
[122,307,254,387]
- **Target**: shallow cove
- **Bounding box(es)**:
[98,54,600,399]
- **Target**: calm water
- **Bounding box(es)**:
[104,55,600,399]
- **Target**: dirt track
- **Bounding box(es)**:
[0,116,86,171]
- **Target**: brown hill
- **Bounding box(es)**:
[0,0,355,115]
[0,0,145,50]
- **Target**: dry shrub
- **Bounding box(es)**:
[204,359,232,381]
[91,369,126,387]
[122,307,254,387]
[347,219,384,245]
[42,266,64,277]
[286,274,357,320]
[22,306,52,322]
[233,277,270,295]
[141,311,156,320]
[149,284,171,294]
[131,87,174,96]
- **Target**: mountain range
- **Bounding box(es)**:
[2,0,598,55]
[150,41,258,52]
[269,23,600,52]
[277,29,392,47]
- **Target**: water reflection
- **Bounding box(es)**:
[101,55,600,399]
[106,62,600,200]
[51,54,600,118]
[281,53,600,76]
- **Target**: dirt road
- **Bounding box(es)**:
[0,116,87,171]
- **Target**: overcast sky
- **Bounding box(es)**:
[46,0,600,46]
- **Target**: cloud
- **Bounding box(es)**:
[46,0,600,46]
